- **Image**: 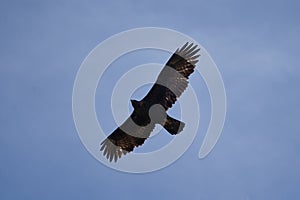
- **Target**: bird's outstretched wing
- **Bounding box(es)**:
[142,42,200,110]
[100,113,155,162]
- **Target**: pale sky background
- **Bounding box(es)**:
[1,0,300,199]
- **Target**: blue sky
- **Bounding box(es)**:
[1,0,300,199]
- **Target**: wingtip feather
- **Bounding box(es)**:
[176,42,201,65]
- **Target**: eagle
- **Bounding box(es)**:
[100,42,200,162]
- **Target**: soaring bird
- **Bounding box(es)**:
[100,42,200,162]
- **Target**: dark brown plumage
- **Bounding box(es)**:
[100,42,200,162]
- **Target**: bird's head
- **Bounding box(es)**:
[131,99,142,109]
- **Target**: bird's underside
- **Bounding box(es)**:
[100,42,200,162]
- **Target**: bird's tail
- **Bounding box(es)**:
[163,115,185,135]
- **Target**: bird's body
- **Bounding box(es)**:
[100,42,200,162]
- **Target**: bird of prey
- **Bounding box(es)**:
[100,42,200,162]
